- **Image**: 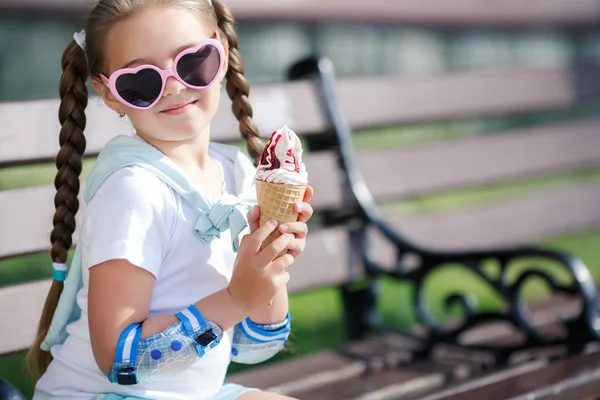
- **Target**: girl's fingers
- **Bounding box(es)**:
[294,202,314,223]
[269,254,295,272]
[285,238,306,255]
[303,186,314,202]
[258,233,294,265]
[246,219,278,252]
[247,205,260,234]
[279,222,308,239]
[273,271,291,287]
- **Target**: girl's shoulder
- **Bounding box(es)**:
[85,166,179,236]
[81,166,177,277]
[91,166,176,209]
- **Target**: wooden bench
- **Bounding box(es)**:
[226,57,600,398]
[3,1,600,399]
[3,56,600,397]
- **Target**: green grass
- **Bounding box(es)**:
[0,158,97,191]
[0,253,54,288]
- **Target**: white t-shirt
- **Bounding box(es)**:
[34,148,247,400]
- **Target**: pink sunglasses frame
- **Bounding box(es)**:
[100,35,226,110]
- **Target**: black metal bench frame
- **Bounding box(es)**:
[288,56,600,369]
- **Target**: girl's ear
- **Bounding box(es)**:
[91,76,123,113]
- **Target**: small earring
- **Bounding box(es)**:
[117,110,125,118]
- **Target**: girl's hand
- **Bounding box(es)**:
[227,220,295,313]
[280,186,313,258]
[248,186,314,258]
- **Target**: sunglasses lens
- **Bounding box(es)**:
[177,44,221,87]
[115,68,162,108]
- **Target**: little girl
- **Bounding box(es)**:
[26,1,313,399]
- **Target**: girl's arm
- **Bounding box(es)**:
[246,286,289,325]
[246,188,314,324]
[89,220,294,376]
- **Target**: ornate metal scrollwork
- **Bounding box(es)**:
[366,239,600,364]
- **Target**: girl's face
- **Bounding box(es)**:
[93,6,224,143]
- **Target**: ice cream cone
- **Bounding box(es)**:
[255,126,309,307]
[256,180,307,250]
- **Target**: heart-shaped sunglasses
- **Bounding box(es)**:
[100,36,225,110]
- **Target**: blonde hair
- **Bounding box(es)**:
[26,0,264,378]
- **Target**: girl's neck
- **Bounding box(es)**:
[138,128,213,171]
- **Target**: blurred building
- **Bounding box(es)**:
[1,1,599,103]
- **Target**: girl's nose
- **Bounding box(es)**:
[163,75,185,98]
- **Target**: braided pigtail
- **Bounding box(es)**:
[212,0,264,164]
[26,39,88,379]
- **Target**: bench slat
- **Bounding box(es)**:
[416,351,600,400]
[227,350,372,395]
[356,120,600,201]
[338,66,600,131]
[311,120,600,207]
[0,82,318,166]
[371,183,600,260]
[0,279,50,356]
[3,66,600,166]
[3,0,600,25]
[289,360,453,399]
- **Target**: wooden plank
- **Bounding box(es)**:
[363,184,600,272]
[355,120,600,201]
[0,82,319,166]
[391,183,600,251]
[227,350,371,395]
[337,65,600,130]
[2,0,600,25]
[288,361,450,400]
[0,279,50,355]
[522,376,600,400]
[3,65,600,166]
[0,185,83,260]
[415,352,600,400]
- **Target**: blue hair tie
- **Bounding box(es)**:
[53,262,67,282]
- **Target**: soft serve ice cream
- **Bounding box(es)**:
[256,125,308,185]
[255,125,309,250]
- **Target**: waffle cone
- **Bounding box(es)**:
[256,180,307,250]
